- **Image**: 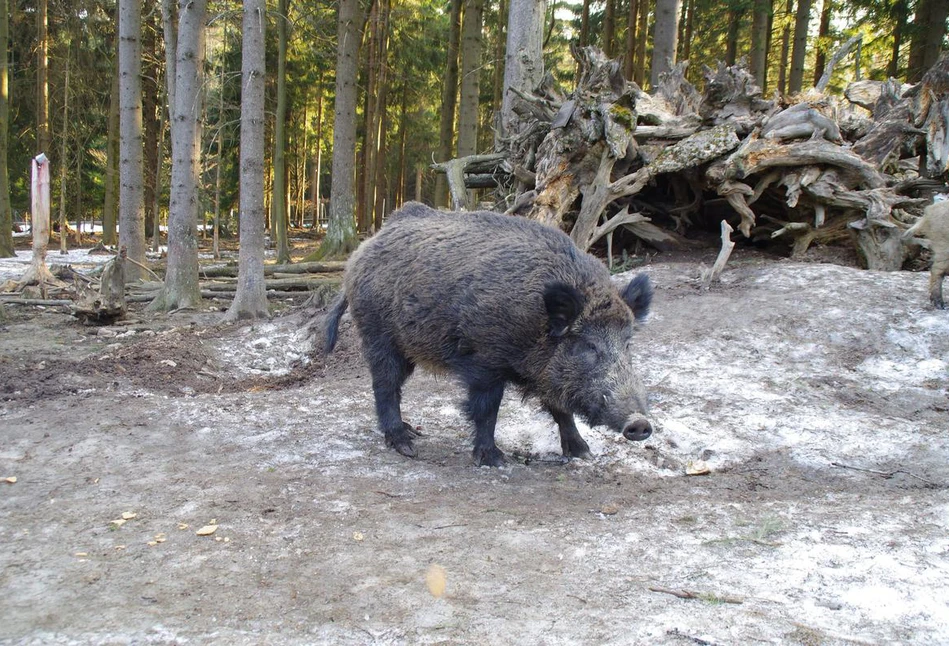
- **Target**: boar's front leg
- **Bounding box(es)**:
[547,407,592,460]
[465,381,506,467]
[930,256,948,309]
[365,338,418,458]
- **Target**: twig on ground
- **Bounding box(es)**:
[648,586,743,604]
[830,462,940,486]
[666,628,725,646]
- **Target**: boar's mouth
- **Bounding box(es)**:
[576,398,652,441]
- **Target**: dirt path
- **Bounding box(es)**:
[1,254,947,645]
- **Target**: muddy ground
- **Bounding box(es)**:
[1,249,947,645]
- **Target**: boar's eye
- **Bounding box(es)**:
[573,338,601,361]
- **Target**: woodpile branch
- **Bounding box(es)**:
[435,43,949,274]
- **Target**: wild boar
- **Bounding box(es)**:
[903,199,949,309]
[324,202,654,466]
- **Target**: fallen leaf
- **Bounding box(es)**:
[177,523,189,530]
[110,519,127,528]
[196,524,218,536]
[223,537,230,543]
[121,511,137,520]
[4,476,16,484]
[426,564,447,598]
[686,460,711,476]
[147,541,158,546]
[75,552,88,557]
[600,504,619,516]
[159,359,177,368]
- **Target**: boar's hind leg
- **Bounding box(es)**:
[465,382,506,467]
[366,340,418,457]
[547,408,592,460]
[930,257,948,309]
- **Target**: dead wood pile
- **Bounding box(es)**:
[438,44,949,271]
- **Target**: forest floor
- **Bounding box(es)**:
[0,238,948,645]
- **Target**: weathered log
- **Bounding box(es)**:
[72,252,128,325]
[0,297,73,306]
[520,46,636,230]
[572,125,742,249]
[431,153,506,210]
[701,220,735,288]
[761,102,842,142]
[726,138,887,189]
[700,61,773,133]
[654,61,702,117]
[814,36,862,93]
[199,260,346,278]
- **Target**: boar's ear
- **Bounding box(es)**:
[621,274,653,322]
[544,282,584,337]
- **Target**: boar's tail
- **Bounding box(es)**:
[324,294,349,353]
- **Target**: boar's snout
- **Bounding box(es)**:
[622,418,652,441]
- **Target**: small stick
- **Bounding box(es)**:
[830,462,939,487]
[648,586,743,604]
[665,629,725,646]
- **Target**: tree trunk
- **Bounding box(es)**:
[651,0,682,87]
[361,0,390,231]
[151,0,207,311]
[499,0,545,144]
[312,71,324,226]
[458,0,484,159]
[492,0,506,129]
[0,0,13,258]
[119,0,147,280]
[725,6,743,66]
[212,38,225,260]
[435,0,462,208]
[634,0,649,85]
[625,0,639,80]
[889,0,906,79]
[604,0,616,58]
[395,81,408,209]
[18,155,57,288]
[777,0,791,94]
[74,148,83,246]
[57,60,69,255]
[681,0,694,67]
[103,47,119,247]
[36,0,49,156]
[152,83,166,253]
[749,0,771,90]
[142,17,159,240]
[788,0,810,93]
[373,56,390,230]
[579,0,590,47]
[161,0,177,120]
[271,0,291,263]
[812,0,831,86]
[312,0,361,259]
[225,0,269,321]
[907,0,949,83]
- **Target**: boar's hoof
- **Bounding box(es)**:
[562,437,593,460]
[385,423,419,458]
[473,446,506,467]
[622,419,653,442]
[387,437,418,458]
